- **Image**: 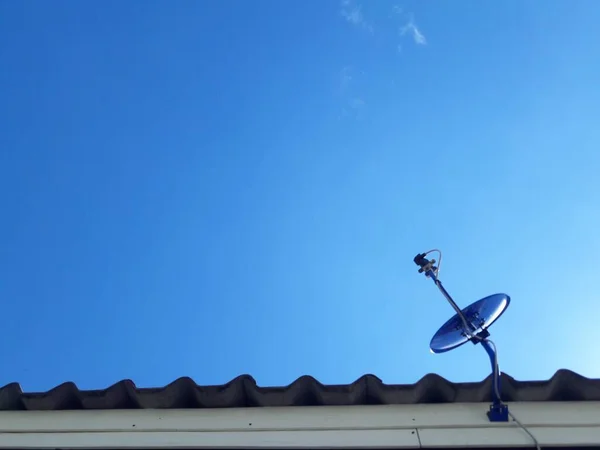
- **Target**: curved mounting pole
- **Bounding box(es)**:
[414,252,509,422]
[481,340,509,422]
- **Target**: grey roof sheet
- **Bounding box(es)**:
[1,369,599,411]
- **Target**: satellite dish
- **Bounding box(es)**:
[430,293,511,354]
[413,250,511,422]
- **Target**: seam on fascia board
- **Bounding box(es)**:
[415,428,423,448]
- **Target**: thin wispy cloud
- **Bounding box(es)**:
[340,0,373,33]
[401,19,426,45]
[391,6,426,46]
[335,4,426,119]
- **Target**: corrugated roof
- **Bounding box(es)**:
[1,369,599,411]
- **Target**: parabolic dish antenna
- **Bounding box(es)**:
[413,250,511,422]
[430,293,510,354]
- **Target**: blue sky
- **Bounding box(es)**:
[1,0,599,392]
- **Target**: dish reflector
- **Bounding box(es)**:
[430,293,510,354]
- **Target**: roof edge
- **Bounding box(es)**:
[2,369,599,411]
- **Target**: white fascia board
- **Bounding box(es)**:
[0,402,599,449]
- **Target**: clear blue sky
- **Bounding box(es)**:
[1,0,599,392]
